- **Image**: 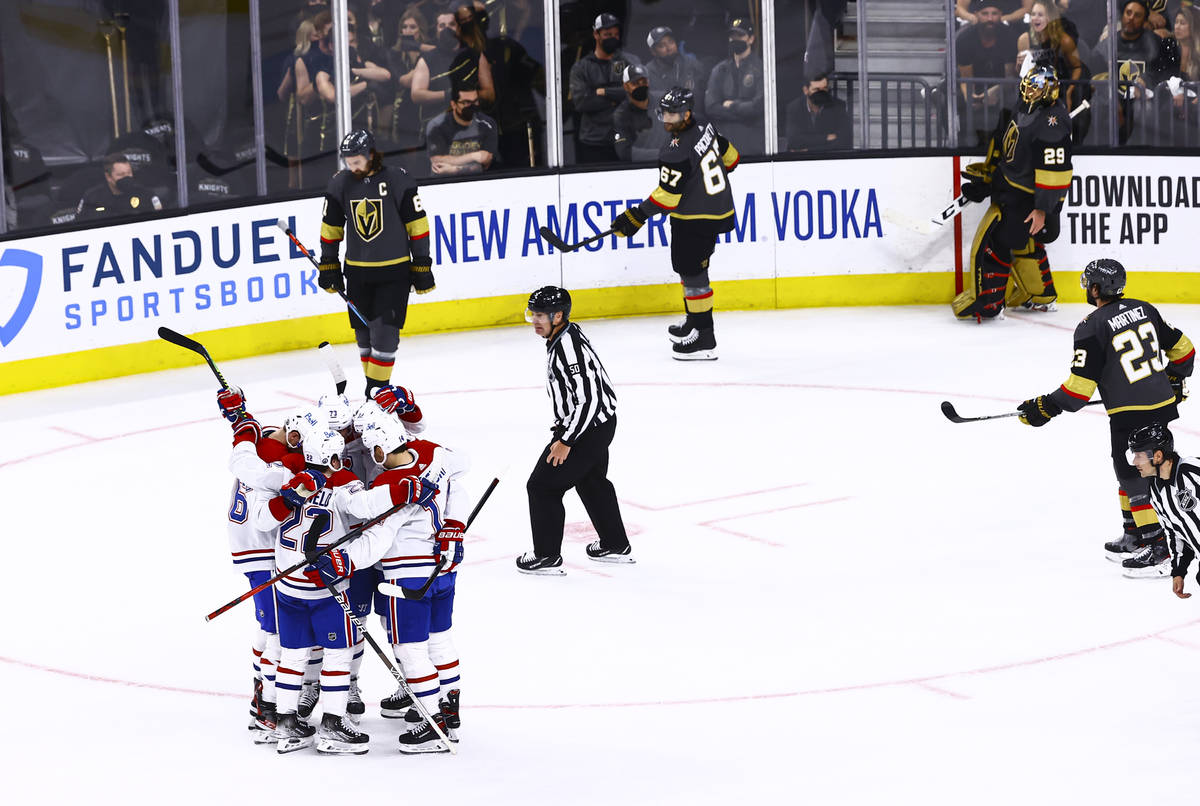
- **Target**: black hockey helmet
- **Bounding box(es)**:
[1079,258,1127,300]
[1019,63,1060,107]
[1128,422,1174,458]
[340,128,375,158]
[658,86,694,120]
[526,286,572,321]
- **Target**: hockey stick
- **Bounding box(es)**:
[940,398,1103,424]
[274,219,371,329]
[538,225,616,253]
[377,474,501,601]
[318,341,348,395]
[158,327,233,390]
[926,100,1092,232]
[203,500,408,622]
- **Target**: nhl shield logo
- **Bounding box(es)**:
[1177,489,1198,513]
[0,248,43,348]
[352,197,384,242]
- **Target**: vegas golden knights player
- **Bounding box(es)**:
[953,64,1072,322]
[1017,259,1195,576]
[610,86,740,360]
[318,130,435,397]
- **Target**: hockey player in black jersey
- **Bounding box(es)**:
[1127,424,1200,589]
[953,64,1072,322]
[609,86,740,360]
[1017,259,1195,576]
[318,129,434,397]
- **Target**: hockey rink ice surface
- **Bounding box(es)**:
[4,304,1200,804]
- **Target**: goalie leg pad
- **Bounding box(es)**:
[1007,240,1057,307]
[954,204,1009,319]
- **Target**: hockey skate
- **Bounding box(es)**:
[380,686,414,719]
[1014,300,1058,313]
[346,679,365,722]
[516,552,566,576]
[1104,531,1142,562]
[667,320,695,344]
[297,680,320,719]
[1122,541,1171,579]
[671,328,717,360]
[273,712,316,754]
[316,713,370,755]
[247,678,263,729]
[397,714,452,754]
[440,689,461,743]
[585,540,635,564]
[251,701,279,745]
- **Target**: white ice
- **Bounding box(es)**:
[2,303,1199,805]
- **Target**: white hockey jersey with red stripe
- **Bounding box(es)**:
[343,439,470,580]
[225,432,305,573]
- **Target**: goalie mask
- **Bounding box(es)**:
[359,416,409,466]
[1019,64,1060,108]
[300,426,346,469]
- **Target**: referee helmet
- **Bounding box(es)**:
[526,286,572,322]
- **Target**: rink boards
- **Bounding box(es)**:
[1,154,1197,394]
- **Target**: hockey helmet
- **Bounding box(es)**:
[1079,258,1127,300]
[525,285,572,322]
[339,128,375,158]
[318,392,354,431]
[1128,422,1174,461]
[284,406,325,447]
[359,416,409,466]
[658,86,695,121]
[301,426,346,469]
[352,398,389,435]
[1019,64,1060,107]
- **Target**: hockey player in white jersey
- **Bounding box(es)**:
[1128,424,1200,589]
[341,415,468,753]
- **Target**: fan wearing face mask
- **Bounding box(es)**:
[568,12,642,163]
[76,152,163,221]
[643,26,707,115]
[703,18,764,154]
[425,83,498,175]
[612,63,668,161]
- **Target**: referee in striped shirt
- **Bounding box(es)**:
[516,286,635,575]
[1128,423,1200,593]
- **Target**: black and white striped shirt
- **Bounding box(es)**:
[544,322,617,445]
[1149,456,1200,578]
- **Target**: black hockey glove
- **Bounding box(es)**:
[1018,395,1062,427]
[961,180,992,203]
[611,206,648,237]
[318,261,344,294]
[411,256,436,295]
[1168,373,1189,404]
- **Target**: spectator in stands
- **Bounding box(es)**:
[1094,0,1170,142]
[365,0,401,53]
[569,12,641,164]
[784,72,852,153]
[1016,1,1085,108]
[411,9,495,135]
[292,9,337,158]
[1175,6,1200,80]
[957,0,1021,143]
[314,7,391,135]
[388,7,435,150]
[705,18,764,154]
[468,0,545,169]
[76,153,162,221]
[957,0,1032,26]
[425,84,498,175]
[613,64,666,161]
[644,26,706,116]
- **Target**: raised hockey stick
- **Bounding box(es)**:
[377,475,501,601]
[157,327,233,390]
[538,225,616,253]
[318,341,348,395]
[940,398,1102,424]
[274,219,371,329]
[203,500,408,622]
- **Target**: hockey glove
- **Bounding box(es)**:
[436,519,466,573]
[411,256,436,295]
[310,549,353,591]
[611,206,648,237]
[231,414,262,447]
[1168,373,1189,404]
[216,386,246,421]
[281,469,328,509]
[961,180,992,203]
[372,384,417,415]
[388,476,439,508]
[318,261,345,294]
[961,161,996,185]
[1018,394,1062,427]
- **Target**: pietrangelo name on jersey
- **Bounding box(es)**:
[1108,305,1147,332]
[693,124,716,157]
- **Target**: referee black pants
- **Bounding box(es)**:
[527,417,630,559]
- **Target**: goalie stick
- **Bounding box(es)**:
[318,341,348,395]
[538,225,617,253]
[940,398,1102,424]
[157,327,234,390]
[274,219,371,329]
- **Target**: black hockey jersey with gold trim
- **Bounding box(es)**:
[645,119,739,225]
[997,99,1072,212]
[320,166,429,269]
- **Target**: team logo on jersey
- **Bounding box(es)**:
[352,197,384,242]
[1003,120,1020,162]
[1047,115,1059,127]
[1119,60,1146,83]
[0,248,43,348]
[1177,489,1198,512]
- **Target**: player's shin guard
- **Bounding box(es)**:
[276,647,309,715]
[305,647,323,682]
[319,647,354,718]
[260,631,280,706]
[394,641,441,719]
[953,205,1009,320]
[680,274,714,333]
[1006,240,1057,308]
[1119,488,1137,534]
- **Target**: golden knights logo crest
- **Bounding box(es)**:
[1002,120,1020,163]
[352,197,384,242]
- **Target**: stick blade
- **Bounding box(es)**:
[158,326,207,356]
[538,226,571,252]
[318,342,348,395]
[940,401,967,423]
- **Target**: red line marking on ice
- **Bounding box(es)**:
[7,617,1200,709]
[699,497,854,548]
[1153,634,1200,651]
[48,425,99,442]
[914,681,971,701]
[622,482,813,512]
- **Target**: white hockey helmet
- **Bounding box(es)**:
[359,415,409,466]
[283,406,325,447]
[319,392,354,431]
[353,398,389,435]
[300,425,346,469]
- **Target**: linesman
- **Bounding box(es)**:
[318,129,436,398]
[516,287,634,575]
[1127,424,1200,589]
